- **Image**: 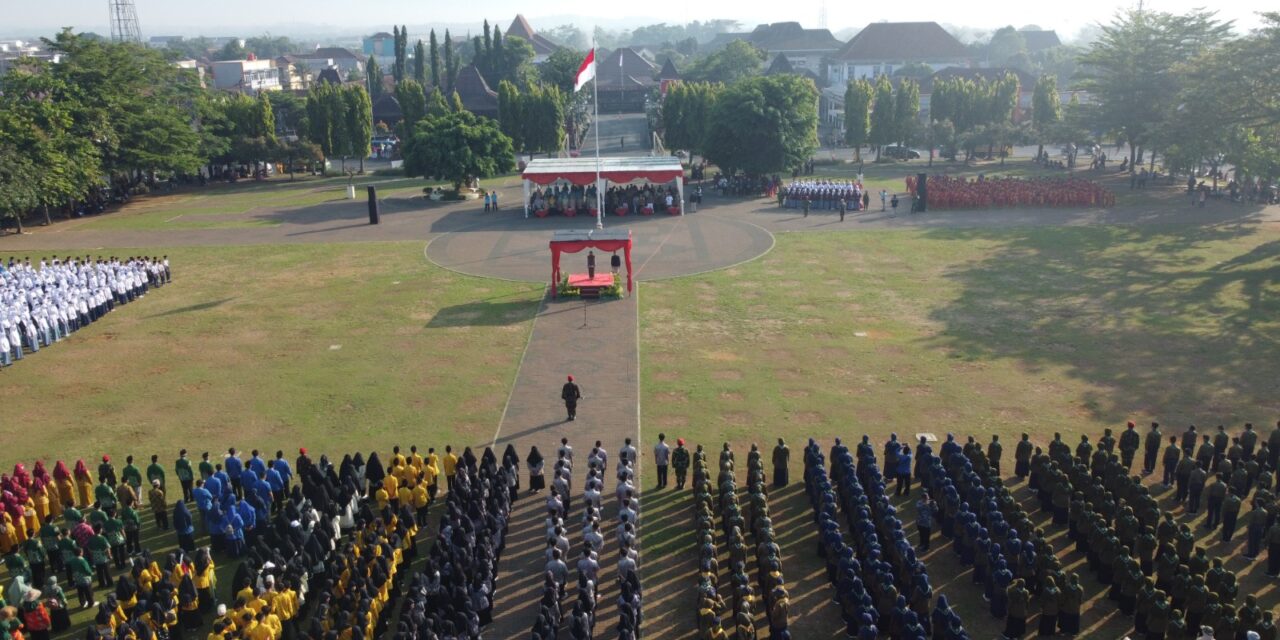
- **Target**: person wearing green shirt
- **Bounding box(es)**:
[86,531,112,588]
[121,456,143,490]
[93,481,117,514]
[38,522,60,574]
[57,533,78,584]
[67,548,95,608]
[120,505,142,555]
[62,505,82,527]
[85,506,107,530]
[103,517,126,570]
[198,452,215,480]
[4,550,30,582]
[146,455,165,489]
[175,450,195,502]
[22,536,47,586]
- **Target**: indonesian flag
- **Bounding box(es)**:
[573,48,596,92]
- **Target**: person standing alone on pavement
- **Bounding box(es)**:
[562,375,581,421]
[654,434,670,489]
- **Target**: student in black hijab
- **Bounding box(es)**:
[528,447,546,493]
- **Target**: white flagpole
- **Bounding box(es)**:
[593,43,603,230]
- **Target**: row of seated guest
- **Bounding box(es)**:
[604,185,678,215]
[529,185,599,215]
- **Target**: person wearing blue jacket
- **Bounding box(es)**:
[236,498,256,547]
[223,448,243,498]
[896,449,913,497]
[205,502,226,551]
[226,508,245,557]
[173,500,196,553]
[247,450,267,478]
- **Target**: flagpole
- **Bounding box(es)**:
[593,42,603,230]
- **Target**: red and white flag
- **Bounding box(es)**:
[573,48,596,92]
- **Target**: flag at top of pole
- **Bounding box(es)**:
[573,49,596,92]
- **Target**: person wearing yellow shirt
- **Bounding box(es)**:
[422,462,438,504]
[246,612,274,640]
[261,606,282,640]
[409,446,424,476]
[381,473,399,507]
[236,586,255,607]
[212,605,236,637]
[374,484,390,512]
[208,620,230,640]
[245,589,268,616]
[411,482,430,527]
[397,481,413,511]
[442,446,458,492]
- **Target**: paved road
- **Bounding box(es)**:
[581,113,652,156]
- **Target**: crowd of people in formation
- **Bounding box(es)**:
[397,444,515,639]
[904,175,1116,210]
[806,436,967,640]
[711,174,780,198]
[1000,419,1280,640]
[693,440,792,640]
[528,184,599,217]
[603,184,680,216]
[778,181,870,213]
[523,436,641,640]
[0,256,170,367]
[0,443,466,640]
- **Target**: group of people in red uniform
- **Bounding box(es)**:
[905,175,1116,210]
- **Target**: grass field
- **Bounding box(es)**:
[0,242,544,463]
[638,223,1280,638]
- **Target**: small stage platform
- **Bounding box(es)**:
[567,273,614,299]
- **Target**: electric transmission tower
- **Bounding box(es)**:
[108,0,142,43]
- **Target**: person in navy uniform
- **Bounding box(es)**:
[587,252,596,280]
[562,375,582,421]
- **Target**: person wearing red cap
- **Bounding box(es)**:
[561,375,581,421]
[97,456,117,488]
[672,438,690,489]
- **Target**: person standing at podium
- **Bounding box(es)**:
[587,251,596,280]
[611,252,621,276]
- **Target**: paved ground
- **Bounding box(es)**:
[486,292,641,637]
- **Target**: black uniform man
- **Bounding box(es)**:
[562,375,581,421]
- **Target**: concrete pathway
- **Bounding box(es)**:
[485,291,641,638]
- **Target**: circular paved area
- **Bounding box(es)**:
[425,211,775,282]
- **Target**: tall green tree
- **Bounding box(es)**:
[662,81,721,155]
[366,55,383,100]
[497,80,524,150]
[443,30,457,93]
[843,78,873,161]
[868,74,896,160]
[396,79,428,138]
[0,144,39,232]
[703,74,817,175]
[344,85,373,172]
[893,78,920,148]
[401,109,515,190]
[541,48,587,95]
[392,26,408,84]
[1077,8,1230,171]
[685,40,766,84]
[1031,75,1062,160]
[413,40,427,85]
[429,30,441,89]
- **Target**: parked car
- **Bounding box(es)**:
[882,146,921,160]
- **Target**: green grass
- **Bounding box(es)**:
[638,223,1280,638]
[641,224,1280,444]
[0,242,544,462]
[73,176,449,231]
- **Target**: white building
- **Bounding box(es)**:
[211,58,281,94]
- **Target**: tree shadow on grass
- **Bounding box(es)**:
[144,297,234,319]
[921,221,1280,425]
[426,298,541,328]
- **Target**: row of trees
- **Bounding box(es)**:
[496,81,565,154]
[659,74,818,176]
[304,83,373,174]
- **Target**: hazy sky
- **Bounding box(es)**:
[7,0,1271,39]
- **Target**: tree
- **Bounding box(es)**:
[212,39,247,61]
[892,62,934,80]
[396,80,428,138]
[429,30,441,89]
[366,55,383,100]
[450,91,465,113]
[541,47,587,96]
[1031,75,1062,160]
[401,109,515,190]
[893,78,920,147]
[868,75,896,160]
[544,24,588,50]
[414,40,427,85]
[662,81,721,155]
[243,35,295,59]
[703,74,818,176]
[0,144,38,232]
[497,80,524,150]
[986,26,1027,65]
[426,87,449,118]
[1076,8,1231,171]
[344,85,373,172]
[520,84,565,154]
[443,30,457,94]
[684,40,765,84]
[393,25,408,84]
[843,79,873,161]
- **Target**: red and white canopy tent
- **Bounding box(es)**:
[550,229,633,297]
[520,156,685,218]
